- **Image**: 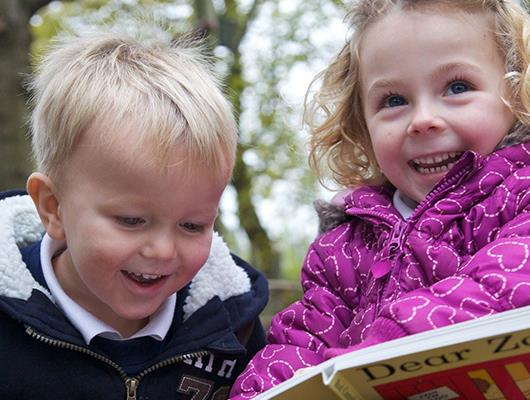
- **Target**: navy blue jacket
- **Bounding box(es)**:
[0,191,268,400]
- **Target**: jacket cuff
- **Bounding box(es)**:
[323,318,407,360]
[369,317,408,342]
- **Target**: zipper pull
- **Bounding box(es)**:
[387,221,405,254]
[372,260,392,278]
[125,378,139,400]
[372,221,406,279]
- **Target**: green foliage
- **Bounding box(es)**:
[31,0,190,58]
[237,0,343,248]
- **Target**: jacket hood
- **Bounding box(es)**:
[0,194,252,321]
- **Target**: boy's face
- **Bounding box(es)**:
[47,125,231,336]
[359,9,515,204]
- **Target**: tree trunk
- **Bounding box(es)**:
[192,0,280,277]
[0,0,49,189]
[228,52,280,277]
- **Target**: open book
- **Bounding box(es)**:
[254,306,530,400]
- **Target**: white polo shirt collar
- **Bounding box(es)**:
[393,190,415,220]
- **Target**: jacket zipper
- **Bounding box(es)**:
[25,325,210,400]
[353,154,474,226]
[410,156,474,220]
[367,161,473,317]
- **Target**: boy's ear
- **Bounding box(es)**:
[26,172,65,240]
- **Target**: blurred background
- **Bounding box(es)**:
[0,0,347,325]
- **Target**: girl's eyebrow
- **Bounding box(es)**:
[365,62,483,97]
[366,78,400,97]
[431,62,482,80]
[364,77,405,104]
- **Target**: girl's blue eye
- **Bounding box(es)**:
[446,81,470,95]
[116,216,145,226]
[383,95,406,108]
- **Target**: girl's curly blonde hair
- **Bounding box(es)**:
[306,0,530,189]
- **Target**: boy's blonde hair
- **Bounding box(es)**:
[306,0,530,189]
[28,27,237,180]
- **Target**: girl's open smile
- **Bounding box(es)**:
[409,151,464,174]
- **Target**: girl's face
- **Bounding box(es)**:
[360,9,515,204]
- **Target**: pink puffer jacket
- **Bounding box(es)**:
[230,142,530,399]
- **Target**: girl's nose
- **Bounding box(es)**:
[141,231,178,261]
[406,102,445,135]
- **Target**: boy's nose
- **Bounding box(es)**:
[141,232,178,261]
[406,102,445,135]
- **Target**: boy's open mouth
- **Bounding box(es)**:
[123,271,165,284]
[409,152,463,174]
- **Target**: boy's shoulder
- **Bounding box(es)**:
[0,191,48,301]
[0,189,27,201]
[181,233,267,321]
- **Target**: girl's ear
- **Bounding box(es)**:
[26,172,65,240]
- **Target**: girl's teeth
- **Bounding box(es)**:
[412,152,463,174]
[417,162,455,174]
[413,152,460,165]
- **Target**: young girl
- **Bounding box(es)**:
[230,0,530,398]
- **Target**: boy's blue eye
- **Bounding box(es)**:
[181,222,204,233]
[446,81,470,95]
[383,95,406,108]
[116,216,145,226]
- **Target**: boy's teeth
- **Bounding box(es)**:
[127,272,162,281]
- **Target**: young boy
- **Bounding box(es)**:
[0,27,268,399]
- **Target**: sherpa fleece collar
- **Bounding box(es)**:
[0,194,251,321]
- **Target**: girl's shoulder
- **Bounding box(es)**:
[313,199,350,233]
[314,185,394,234]
[471,142,530,194]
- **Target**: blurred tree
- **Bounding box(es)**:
[192,0,346,277]
[0,0,53,189]
[193,0,282,277]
